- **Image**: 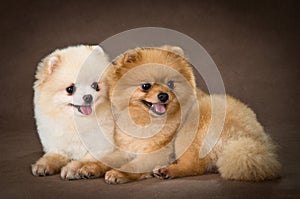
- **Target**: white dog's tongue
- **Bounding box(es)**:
[152,104,166,114]
[80,106,92,115]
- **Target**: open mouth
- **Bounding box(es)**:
[69,103,92,116]
[141,100,167,115]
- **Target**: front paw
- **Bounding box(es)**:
[104,169,130,184]
[152,166,171,179]
[31,163,57,176]
[78,162,105,179]
[60,161,82,180]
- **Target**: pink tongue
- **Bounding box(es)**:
[80,106,92,115]
[153,104,166,113]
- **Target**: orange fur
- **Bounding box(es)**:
[101,46,281,183]
[100,46,194,184]
[150,54,282,182]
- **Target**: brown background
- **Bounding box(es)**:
[0,0,299,198]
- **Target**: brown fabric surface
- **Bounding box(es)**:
[0,0,299,198]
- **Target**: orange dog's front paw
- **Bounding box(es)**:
[104,169,130,184]
[152,166,171,179]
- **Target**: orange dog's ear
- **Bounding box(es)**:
[122,49,141,64]
[46,55,61,74]
[160,45,184,57]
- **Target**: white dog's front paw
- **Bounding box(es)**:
[104,169,130,184]
[32,163,56,176]
[31,160,59,176]
[60,161,83,180]
[78,162,105,179]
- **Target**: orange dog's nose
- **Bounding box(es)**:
[157,93,168,103]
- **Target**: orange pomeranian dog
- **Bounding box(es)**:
[97,45,281,184]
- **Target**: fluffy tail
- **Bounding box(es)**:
[216,136,281,181]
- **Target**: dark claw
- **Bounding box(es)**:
[153,168,170,179]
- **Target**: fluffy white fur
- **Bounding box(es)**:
[32,45,114,180]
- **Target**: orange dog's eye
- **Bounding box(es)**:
[167,80,174,89]
[141,83,151,91]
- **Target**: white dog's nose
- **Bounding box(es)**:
[83,94,93,103]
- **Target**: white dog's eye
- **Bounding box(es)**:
[167,80,174,89]
[66,84,75,95]
[91,82,100,91]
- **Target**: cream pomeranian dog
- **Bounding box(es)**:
[94,46,281,184]
[31,45,114,180]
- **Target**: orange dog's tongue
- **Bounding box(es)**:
[153,104,166,114]
[80,106,92,115]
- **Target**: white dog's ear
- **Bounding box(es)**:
[91,45,104,54]
[160,45,184,57]
[46,55,61,74]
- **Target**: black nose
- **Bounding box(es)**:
[157,93,169,103]
[83,94,93,103]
